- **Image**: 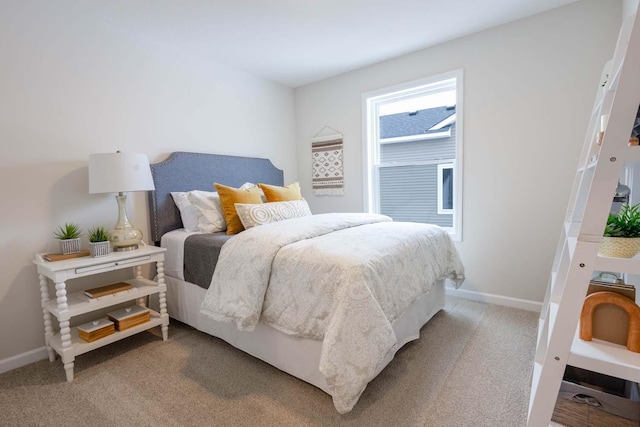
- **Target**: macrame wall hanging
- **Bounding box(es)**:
[311,126,344,196]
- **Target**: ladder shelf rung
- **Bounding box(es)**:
[594,254,640,274]
[568,327,640,383]
[575,145,640,174]
[576,145,640,173]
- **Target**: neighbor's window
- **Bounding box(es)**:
[437,163,454,214]
[363,70,463,240]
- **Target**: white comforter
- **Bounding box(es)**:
[200,213,464,413]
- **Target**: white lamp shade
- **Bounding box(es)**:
[89,152,155,194]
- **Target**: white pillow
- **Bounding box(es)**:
[235,199,312,229]
[239,182,257,190]
[170,192,200,232]
[187,190,226,233]
[239,182,266,202]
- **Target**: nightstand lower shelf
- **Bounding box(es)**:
[47,309,167,360]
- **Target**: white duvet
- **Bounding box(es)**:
[200,213,465,413]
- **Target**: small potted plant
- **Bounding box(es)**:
[53,223,82,254]
[599,202,640,258]
[88,226,111,257]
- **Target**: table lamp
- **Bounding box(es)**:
[88,152,155,251]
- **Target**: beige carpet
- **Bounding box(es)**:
[0,297,538,427]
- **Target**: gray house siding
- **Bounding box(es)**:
[379,164,453,227]
[378,125,455,227]
[380,125,456,163]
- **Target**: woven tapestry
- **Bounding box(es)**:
[312,133,344,196]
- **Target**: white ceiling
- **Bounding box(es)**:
[77,0,579,88]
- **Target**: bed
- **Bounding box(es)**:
[147,151,465,413]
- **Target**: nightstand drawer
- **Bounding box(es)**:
[75,262,116,274]
[75,255,151,274]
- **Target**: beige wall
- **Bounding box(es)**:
[0,2,296,362]
[295,0,622,303]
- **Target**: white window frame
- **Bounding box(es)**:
[361,69,463,241]
[437,163,454,215]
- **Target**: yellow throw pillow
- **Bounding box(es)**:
[214,183,263,235]
[258,182,302,202]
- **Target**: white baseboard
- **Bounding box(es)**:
[446,287,542,313]
[0,346,49,374]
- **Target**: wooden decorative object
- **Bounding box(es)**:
[587,280,635,345]
[43,250,90,262]
[108,305,150,331]
[580,291,640,352]
[84,282,132,298]
[77,318,115,342]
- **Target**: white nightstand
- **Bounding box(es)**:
[33,245,169,381]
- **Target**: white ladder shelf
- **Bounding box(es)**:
[527,6,640,426]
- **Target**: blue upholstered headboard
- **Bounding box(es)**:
[147,151,284,245]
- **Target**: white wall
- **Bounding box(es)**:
[625,0,639,18]
[0,1,296,362]
[295,0,621,304]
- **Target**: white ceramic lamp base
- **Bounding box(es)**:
[110,193,143,252]
[109,227,143,251]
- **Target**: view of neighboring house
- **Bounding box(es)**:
[378,106,456,228]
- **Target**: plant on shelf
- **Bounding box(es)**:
[87,226,111,257]
[88,226,110,243]
[599,203,640,258]
[53,223,82,255]
[53,223,82,240]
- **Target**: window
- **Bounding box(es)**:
[363,70,463,240]
[437,163,454,214]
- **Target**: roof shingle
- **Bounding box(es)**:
[380,106,455,139]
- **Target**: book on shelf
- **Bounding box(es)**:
[43,250,90,262]
[588,279,635,294]
[84,282,133,298]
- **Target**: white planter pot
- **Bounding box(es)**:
[89,241,111,257]
[59,238,81,255]
[598,236,640,258]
